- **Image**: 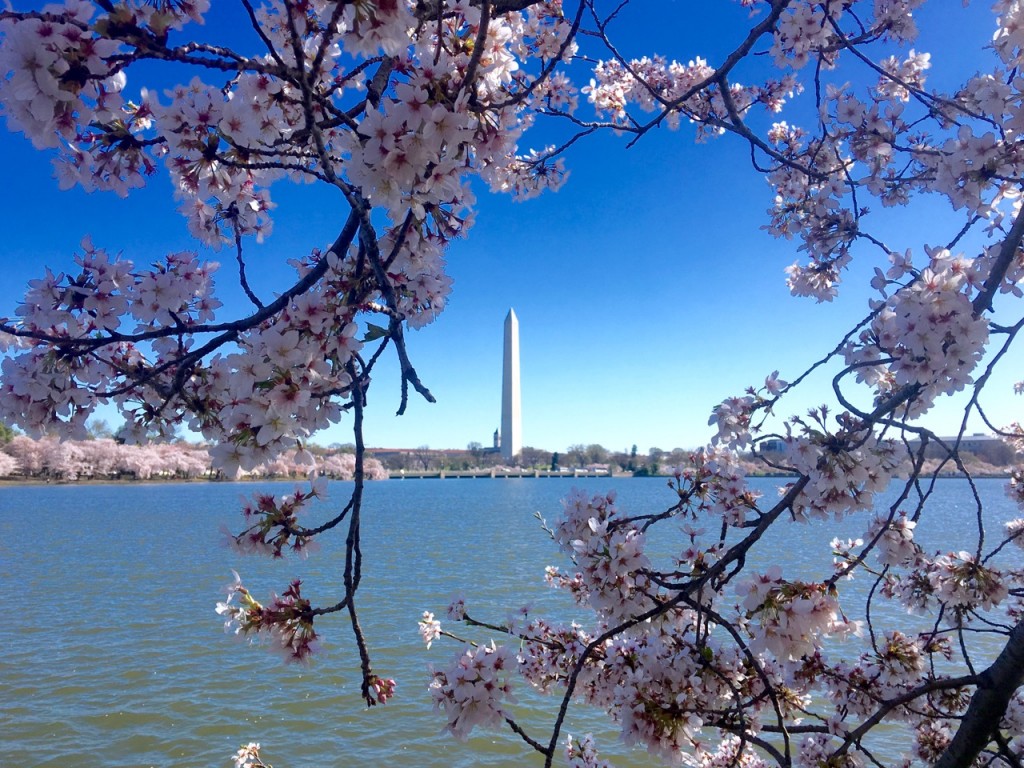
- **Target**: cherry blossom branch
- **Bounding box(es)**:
[679,596,796,763]
[823,13,993,128]
[541,477,811,768]
[836,674,979,759]
[619,0,792,144]
[461,0,491,104]
[490,0,586,110]
[413,0,554,17]
[504,716,548,756]
[1,210,361,349]
[974,203,1024,315]
[111,26,287,79]
[340,361,382,706]
[717,75,829,182]
[233,226,265,310]
[357,216,437,414]
[0,9,87,28]
[750,303,884,432]
[310,2,349,78]
[62,216,363,417]
[240,0,287,69]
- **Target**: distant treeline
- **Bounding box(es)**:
[372,438,1018,476]
[371,443,700,474]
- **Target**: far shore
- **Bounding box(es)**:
[0,468,1013,487]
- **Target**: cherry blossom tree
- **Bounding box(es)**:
[2,2,1024,768]
[6,434,46,475]
[0,449,19,477]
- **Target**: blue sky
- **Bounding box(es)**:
[2,1,1021,453]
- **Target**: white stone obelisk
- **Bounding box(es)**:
[501,308,522,462]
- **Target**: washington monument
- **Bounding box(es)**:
[500,308,522,462]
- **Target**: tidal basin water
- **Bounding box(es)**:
[0,476,1019,768]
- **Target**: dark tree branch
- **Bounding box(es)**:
[935,619,1024,768]
[974,203,1024,315]
[233,224,265,310]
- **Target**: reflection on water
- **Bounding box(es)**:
[0,477,1016,767]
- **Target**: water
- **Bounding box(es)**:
[0,477,1018,768]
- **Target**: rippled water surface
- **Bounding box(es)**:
[0,477,1017,767]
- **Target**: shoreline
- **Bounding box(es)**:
[0,470,1012,487]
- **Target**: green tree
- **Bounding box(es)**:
[519,446,550,469]
[566,444,587,467]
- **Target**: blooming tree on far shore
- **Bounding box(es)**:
[0,434,386,481]
[2,1,1024,767]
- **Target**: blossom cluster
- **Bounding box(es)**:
[672,445,761,529]
[428,641,516,741]
[515,617,593,696]
[0,1,127,151]
[565,734,613,768]
[1,241,221,440]
[368,674,397,705]
[883,547,1012,616]
[584,53,797,140]
[231,742,269,768]
[823,630,952,721]
[867,512,919,568]
[708,371,786,449]
[548,489,652,622]
[845,248,989,416]
[777,417,904,521]
[226,481,328,558]
[418,611,442,650]
[216,572,319,663]
[737,566,858,660]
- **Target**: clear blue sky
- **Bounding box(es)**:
[1,1,1020,453]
